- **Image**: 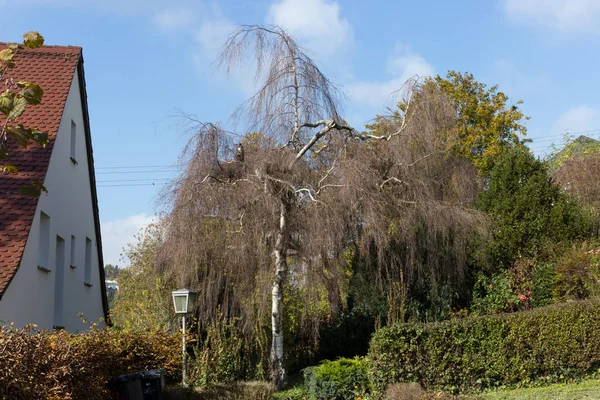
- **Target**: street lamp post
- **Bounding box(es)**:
[172,288,197,387]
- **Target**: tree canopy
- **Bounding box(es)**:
[434,71,529,174]
[478,147,593,268]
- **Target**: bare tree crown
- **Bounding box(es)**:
[219,25,351,156]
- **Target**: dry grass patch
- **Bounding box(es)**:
[164,382,272,400]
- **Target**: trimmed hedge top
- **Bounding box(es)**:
[368,299,600,394]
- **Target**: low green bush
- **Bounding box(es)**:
[0,324,180,399]
[368,299,600,395]
[273,384,310,400]
[304,357,370,400]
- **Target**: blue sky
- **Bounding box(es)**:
[2,0,599,265]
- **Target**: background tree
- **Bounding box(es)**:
[433,71,529,175]
[360,81,489,323]
[551,136,600,232]
[111,222,177,332]
[477,147,592,269]
[104,264,120,280]
[0,31,48,195]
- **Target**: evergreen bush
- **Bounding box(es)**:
[304,357,370,400]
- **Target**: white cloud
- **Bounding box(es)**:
[267,0,354,57]
[153,8,196,33]
[100,214,156,266]
[345,44,434,109]
[503,0,600,34]
[553,105,599,135]
[194,17,235,58]
[190,6,264,96]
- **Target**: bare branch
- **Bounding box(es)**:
[380,177,407,190]
[291,120,355,167]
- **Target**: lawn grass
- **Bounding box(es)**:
[480,379,600,400]
[271,378,600,400]
[164,378,600,399]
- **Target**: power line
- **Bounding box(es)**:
[95,170,177,175]
[509,129,600,146]
[97,183,168,188]
[95,164,178,170]
[96,178,173,183]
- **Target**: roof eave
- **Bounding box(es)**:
[76,53,112,326]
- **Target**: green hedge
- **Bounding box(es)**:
[368,300,600,394]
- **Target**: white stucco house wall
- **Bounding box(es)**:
[0,44,108,332]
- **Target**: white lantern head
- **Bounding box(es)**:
[172,288,197,314]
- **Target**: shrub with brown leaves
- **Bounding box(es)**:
[0,324,180,399]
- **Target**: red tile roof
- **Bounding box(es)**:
[0,45,80,297]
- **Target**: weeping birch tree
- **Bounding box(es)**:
[164,25,359,387]
[162,25,486,388]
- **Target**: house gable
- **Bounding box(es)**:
[0,45,108,330]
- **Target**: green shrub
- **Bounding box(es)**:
[368,299,600,395]
[0,324,180,399]
[472,258,561,315]
[304,357,370,400]
[471,272,518,315]
[531,262,557,307]
[191,318,266,387]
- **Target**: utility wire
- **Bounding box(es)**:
[95,164,178,170]
[97,183,168,188]
[96,170,177,175]
[96,178,173,183]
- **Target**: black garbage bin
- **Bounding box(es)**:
[108,373,143,400]
[109,369,164,400]
[136,369,165,400]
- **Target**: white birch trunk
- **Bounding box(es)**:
[271,200,289,389]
